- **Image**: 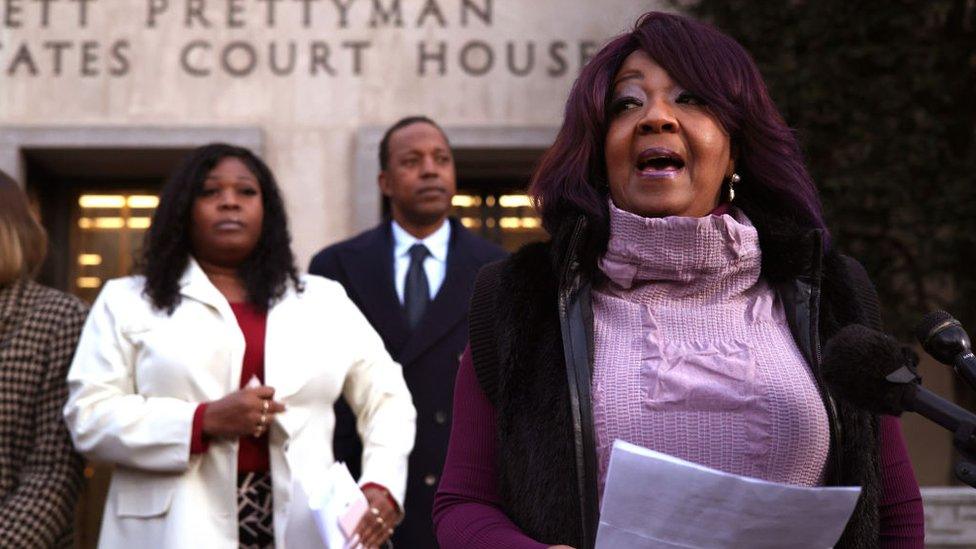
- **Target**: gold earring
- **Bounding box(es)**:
[728,173,740,202]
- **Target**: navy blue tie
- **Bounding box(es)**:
[404,244,430,330]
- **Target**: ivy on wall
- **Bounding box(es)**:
[680,0,976,341]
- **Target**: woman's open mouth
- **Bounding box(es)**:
[635,147,685,178]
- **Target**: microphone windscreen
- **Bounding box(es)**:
[915,310,954,348]
[914,310,970,365]
[821,324,917,415]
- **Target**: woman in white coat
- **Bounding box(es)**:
[64,143,416,549]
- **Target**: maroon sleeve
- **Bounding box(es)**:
[432,346,548,549]
[361,482,401,514]
[190,403,210,455]
[877,415,925,548]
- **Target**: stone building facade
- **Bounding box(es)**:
[0,1,970,546]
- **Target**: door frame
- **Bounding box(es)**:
[0,126,264,186]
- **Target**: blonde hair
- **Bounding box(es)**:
[0,171,47,285]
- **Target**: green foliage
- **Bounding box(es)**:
[680,0,976,339]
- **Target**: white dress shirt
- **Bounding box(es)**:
[391,219,451,304]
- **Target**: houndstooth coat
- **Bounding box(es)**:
[0,279,87,548]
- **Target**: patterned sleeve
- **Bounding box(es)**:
[0,296,86,547]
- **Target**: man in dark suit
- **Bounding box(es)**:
[309,116,506,548]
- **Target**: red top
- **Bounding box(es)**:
[190,303,270,473]
[190,303,400,510]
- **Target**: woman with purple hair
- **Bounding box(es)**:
[432,10,923,549]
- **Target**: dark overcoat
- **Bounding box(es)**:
[309,217,506,548]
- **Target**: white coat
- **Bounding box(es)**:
[64,259,417,548]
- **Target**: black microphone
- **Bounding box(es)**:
[822,324,976,450]
[916,310,976,393]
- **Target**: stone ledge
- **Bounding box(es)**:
[923,487,976,547]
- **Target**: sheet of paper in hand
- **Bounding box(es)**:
[595,440,861,549]
[301,461,368,549]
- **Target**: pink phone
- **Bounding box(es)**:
[338,497,368,538]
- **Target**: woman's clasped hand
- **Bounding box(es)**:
[201,386,286,439]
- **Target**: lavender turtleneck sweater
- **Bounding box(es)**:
[592,202,829,495]
[432,205,924,549]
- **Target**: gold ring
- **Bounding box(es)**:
[253,425,264,438]
[259,412,268,427]
[387,527,394,535]
[262,400,270,413]
[370,507,381,516]
[375,515,385,526]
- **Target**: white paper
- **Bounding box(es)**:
[299,462,368,549]
[595,440,862,549]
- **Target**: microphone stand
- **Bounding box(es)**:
[952,423,976,488]
[905,353,976,488]
[888,360,976,488]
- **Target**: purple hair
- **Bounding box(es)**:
[531,11,828,251]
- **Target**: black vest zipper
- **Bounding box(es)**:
[557,217,599,549]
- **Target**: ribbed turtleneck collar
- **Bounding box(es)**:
[597,199,762,298]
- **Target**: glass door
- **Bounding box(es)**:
[71,193,159,302]
[451,192,545,251]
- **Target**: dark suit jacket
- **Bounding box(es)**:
[309,217,506,549]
